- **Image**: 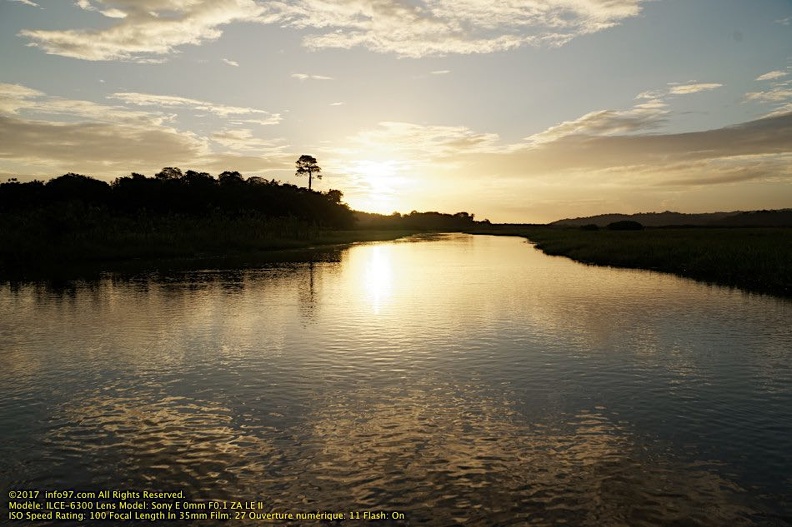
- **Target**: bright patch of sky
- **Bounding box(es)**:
[1,0,791,221]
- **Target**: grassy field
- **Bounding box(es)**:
[472,226,792,298]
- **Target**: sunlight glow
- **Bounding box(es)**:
[349,159,410,214]
[365,245,393,314]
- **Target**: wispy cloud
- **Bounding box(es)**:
[745,89,792,104]
[0,83,207,173]
[0,83,291,178]
[431,70,451,75]
[756,70,788,81]
[526,87,677,145]
[745,64,792,117]
[74,0,127,18]
[222,58,239,67]
[291,73,333,81]
[19,0,274,62]
[529,80,726,145]
[18,0,647,61]
[211,128,287,154]
[108,92,281,123]
[0,82,165,125]
[526,105,668,144]
[335,121,504,163]
[0,113,208,172]
[8,0,41,7]
[525,112,792,172]
[286,0,647,57]
[668,82,723,95]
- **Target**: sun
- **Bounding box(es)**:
[350,159,408,213]
[356,160,398,190]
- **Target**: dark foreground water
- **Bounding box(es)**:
[1,234,791,526]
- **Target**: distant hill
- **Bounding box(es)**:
[715,209,792,227]
[551,209,792,228]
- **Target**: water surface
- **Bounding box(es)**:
[2,234,791,526]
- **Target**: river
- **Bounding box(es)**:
[1,234,791,526]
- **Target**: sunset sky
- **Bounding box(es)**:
[1,0,791,222]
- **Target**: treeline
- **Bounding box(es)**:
[0,169,358,275]
[0,169,489,277]
[0,168,354,227]
[355,210,485,231]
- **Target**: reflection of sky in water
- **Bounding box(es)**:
[43,380,756,527]
[1,235,791,525]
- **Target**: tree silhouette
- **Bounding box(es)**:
[296,155,322,190]
[325,189,343,204]
[155,167,183,180]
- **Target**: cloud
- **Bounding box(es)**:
[335,121,504,163]
[330,102,345,106]
[0,82,166,125]
[19,0,274,62]
[0,83,45,114]
[745,89,792,104]
[755,70,788,81]
[8,0,40,7]
[525,80,727,145]
[291,73,333,81]
[668,82,723,95]
[656,155,792,187]
[0,114,207,170]
[431,70,451,75]
[500,111,792,180]
[0,84,291,179]
[18,0,647,61]
[75,1,127,18]
[284,0,646,57]
[222,58,239,67]
[211,128,287,154]
[441,110,792,220]
[331,88,792,189]
[0,83,206,172]
[325,109,792,220]
[527,101,669,144]
[745,71,792,117]
[101,8,127,18]
[745,66,792,117]
[108,92,281,122]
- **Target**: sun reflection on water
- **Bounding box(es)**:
[364,245,393,314]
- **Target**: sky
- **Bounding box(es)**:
[1,0,791,223]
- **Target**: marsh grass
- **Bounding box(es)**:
[472,226,792,297]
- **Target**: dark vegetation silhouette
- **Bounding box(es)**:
[0,169,355,274]
[355,210,483,231]
[0,170,354,225]
[0,169,483,277]
[552,209,792,228]
[607,220,644,231]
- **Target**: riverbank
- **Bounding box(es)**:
[471,226,792,298]
[0,212,419,281]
